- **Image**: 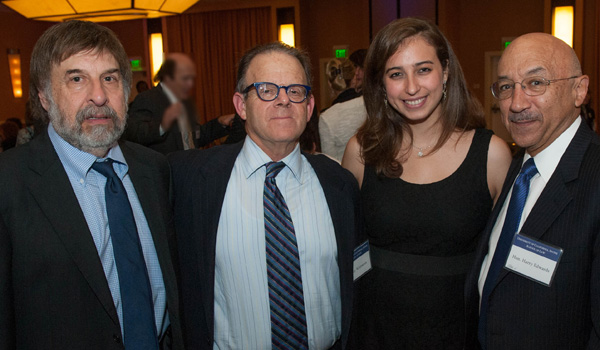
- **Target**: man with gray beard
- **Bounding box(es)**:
[0,21,183,350]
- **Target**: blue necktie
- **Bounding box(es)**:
[478,158,538,348]
[263,161,309,350]
[92,159,159,350]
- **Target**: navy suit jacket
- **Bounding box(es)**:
[0,130,184,349]
[125,85,228,155]
[169,141,361,350]
[464,120,600,349]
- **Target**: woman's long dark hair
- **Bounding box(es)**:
[357,17,485,178]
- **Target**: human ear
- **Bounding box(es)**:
[573,75,589,108]
[233,92,247,120]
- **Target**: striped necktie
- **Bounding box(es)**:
[263,161,309,350]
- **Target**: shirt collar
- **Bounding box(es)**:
[239,135,303,184]
[524,116,581,182]
[48,122,129,180]
[160,82,178,104]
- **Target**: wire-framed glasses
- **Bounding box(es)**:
[243,82,311,103]
[491,75,579,100]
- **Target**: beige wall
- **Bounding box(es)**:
[0,6,52,122]
[439,0,545,110]
[299,0,370,110]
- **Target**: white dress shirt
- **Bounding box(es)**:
[213,136,341,350]
[478,117,581,298]
[159,82,194,150]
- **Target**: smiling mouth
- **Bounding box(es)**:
[404,97,426,106]
[85,115,110,120]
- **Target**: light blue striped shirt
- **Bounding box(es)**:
[214,136,341,350]
[48,123,168,340]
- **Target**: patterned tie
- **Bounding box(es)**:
[478,158,538,348]
[178,110,195,150]
[263,161,309,350]
[92,159,159,350]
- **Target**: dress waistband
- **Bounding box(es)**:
[370,246,475,276]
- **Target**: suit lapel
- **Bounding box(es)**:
[494,122,592,288]
[471,155,522,275]
[305,154,350,257]
[27,132,119,326]
[195,143,243,333]
[121,142,178,311]
[305,153,353,343]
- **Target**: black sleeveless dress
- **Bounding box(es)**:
[353,128,493,349]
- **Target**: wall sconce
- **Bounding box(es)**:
[552,6,574,47]
[279,24,295,48]
[149,33,164,86]
[7,49,22,98]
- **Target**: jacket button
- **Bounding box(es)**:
[113,334,121,343]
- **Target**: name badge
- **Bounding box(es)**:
[504,234,563,286]
[195,130,201,139]
[353,240,372,281]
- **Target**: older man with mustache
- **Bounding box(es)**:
[464,32,599,349]
[0,21,183,350]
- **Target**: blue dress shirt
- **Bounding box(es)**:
[48,123,168,339]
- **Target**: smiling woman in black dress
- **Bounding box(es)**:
[342,18,512,349]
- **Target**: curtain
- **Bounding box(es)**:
[166,7,273,125]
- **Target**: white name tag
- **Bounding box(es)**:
[504,234,563,286]
[353,240,372,281]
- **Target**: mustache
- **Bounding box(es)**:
[76,105,119,123]
[508,112,540,123]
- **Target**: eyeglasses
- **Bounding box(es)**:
[243,82,311,103]
[491,75,579,100]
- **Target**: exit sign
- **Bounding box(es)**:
[335,49,347,58]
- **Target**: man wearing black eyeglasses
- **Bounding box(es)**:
[169,42,361,350]
[465,32,599,350]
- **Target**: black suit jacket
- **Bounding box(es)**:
[465,121,600,349]
[169,141,361,350]
[125,85,229,155]
[0,130,184,350]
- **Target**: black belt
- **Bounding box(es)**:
[370,246,475,276]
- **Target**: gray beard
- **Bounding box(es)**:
[48,98,126,155]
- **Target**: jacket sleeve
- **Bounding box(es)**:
[195,118,230,148]
[125,93,167,146]
[587,225,600,349]
[0,213,15,350]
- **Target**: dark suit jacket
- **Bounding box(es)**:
[0,130,184,350]
[125,85,229,155]
[169,141,361,350]
[464,121,600,349]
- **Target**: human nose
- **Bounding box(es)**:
[88,80,108,106]
[508,81,531,112]
[274,86,290,105]
[405,75,420,95]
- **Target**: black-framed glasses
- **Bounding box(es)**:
[243,82,311,103]
[491,75,579,100]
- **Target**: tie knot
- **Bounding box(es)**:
[520,158,538,179]
[92,159,118,180]
[265,161,286,179]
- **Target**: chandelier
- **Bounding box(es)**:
[2,0,199,22]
